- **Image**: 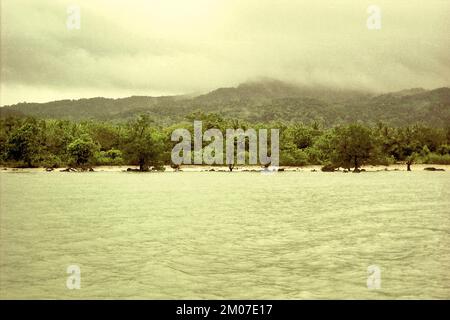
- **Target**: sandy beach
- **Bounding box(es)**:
[1,164,448,173]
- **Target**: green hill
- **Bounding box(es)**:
[1,80,449,127]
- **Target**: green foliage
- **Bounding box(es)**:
[280,142,309,166]
[94,149,124,165]
[325,124,379,170]
[123,115,165,171]
[422,153,450,165]
[5,118,42,167]
[41,154,63,168]
[67,134,98,166]
[1,112,450,169]
[436,144,450,155]
[2,82,449,128]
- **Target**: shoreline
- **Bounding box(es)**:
[1,164,448,173]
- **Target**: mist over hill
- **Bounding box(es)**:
[1,80,449,127]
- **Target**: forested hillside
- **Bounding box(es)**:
[2,80,449,127]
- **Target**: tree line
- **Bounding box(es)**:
[1,113,449,171]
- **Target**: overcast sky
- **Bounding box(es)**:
[1,0,449,105]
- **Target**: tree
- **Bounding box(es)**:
[289,124,316,149]
[6,119,42,167]
[395,126,421,171]
[86,121,123,151]
[2,113,450,169]
[67,134,98,167]
[406,152,418,171]
[44,120,75,163]
[325,124,379,172]
[124,115,165,171]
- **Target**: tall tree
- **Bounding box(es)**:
[6,118,42,167]
[67,134,98,167]
[124,115,165,171]
[326,124,379,171]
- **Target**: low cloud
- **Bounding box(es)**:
[1,0,449,105]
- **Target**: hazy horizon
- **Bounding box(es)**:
[1,78,449,107]
[1,0,449,105]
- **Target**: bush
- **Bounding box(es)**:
[280,148,309,166]
[67,134,98,166]
[423,153,450,164]
[436,144,450,155]
[1,160,28,168]
[41,154,63,168]
[373,155,396,166]
[94,149,124,165]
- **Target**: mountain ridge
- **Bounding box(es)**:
[1,80,449,127]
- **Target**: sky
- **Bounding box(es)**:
[1,0,449,105]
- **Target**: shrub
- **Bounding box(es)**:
[423,153,450,164]
[280,148,309,166]
[67,134,98,166]
[94,149,124,165]
[41,154,63,168]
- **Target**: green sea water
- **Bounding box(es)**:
[0,171,449,299]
